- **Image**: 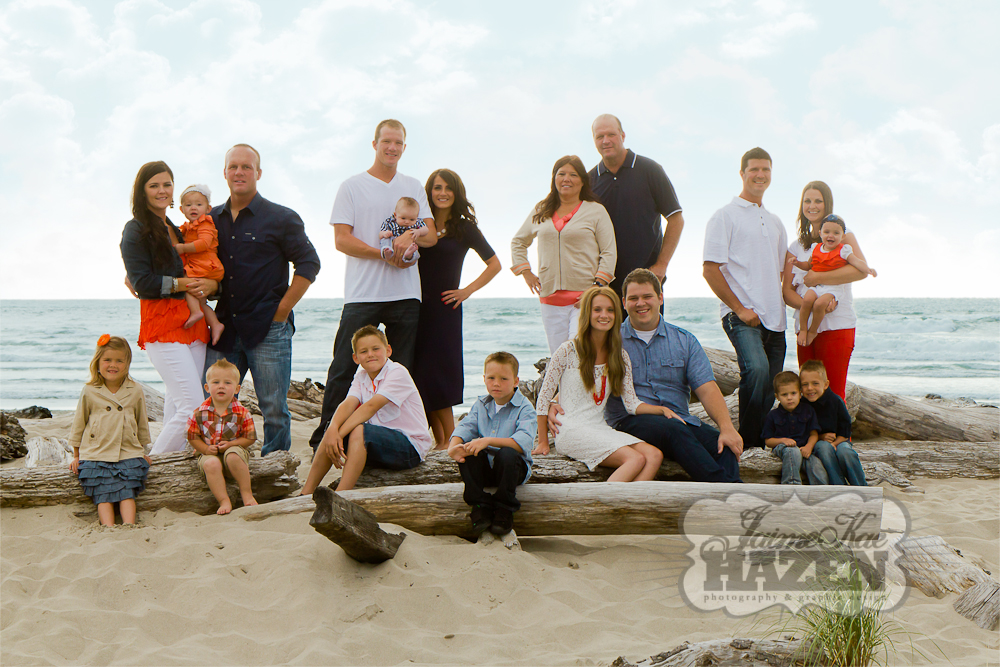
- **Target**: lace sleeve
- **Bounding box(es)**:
[620,349,642,415]
[535,342,574,414]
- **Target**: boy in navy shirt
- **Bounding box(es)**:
[799,360,867,486]
[762,371,828,485]
[448,352,537,539]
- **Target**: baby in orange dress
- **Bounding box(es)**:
[788,215,876,347]
[176,185,225,345]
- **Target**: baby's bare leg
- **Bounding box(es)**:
[184,292,205,329]
[336,427,368,491]
[806,294,835,345]
[224,450,257,507]
[200,297,225,345]
[201,456,233,514]
[798,290,818,346]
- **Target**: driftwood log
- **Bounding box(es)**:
[309,485,406,563]
[0,450,302,515]
[611,638,819,667]
[238,481,883,540]
[239,379,323,421]
[349,442,999,490]
[953,580,1000,631]
[889,535,995,597]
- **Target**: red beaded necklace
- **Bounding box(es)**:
[592,368,607,405]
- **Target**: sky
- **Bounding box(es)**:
[1,0,998,302]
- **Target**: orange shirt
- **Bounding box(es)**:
[179,215,225,281]
[810,243,851,273]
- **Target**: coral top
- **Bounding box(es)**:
[138,299,209,349]
[179,214,225,281]
[810,242,852,273]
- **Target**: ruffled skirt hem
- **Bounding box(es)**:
[78,458,150,504]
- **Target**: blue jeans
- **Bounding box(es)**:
[205,320,292,456]
[773,444,829,485]
[615,414,742,483]
[361,424,422,470]
[835,442,867,486]
[810,439,846,485]
[310,299,420,450]
[722,312,786,449]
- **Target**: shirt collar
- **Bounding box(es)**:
[596,149,636,177]
[198,396,239,415]
[621,316,668,340]
[479,388,528,410]
[222,192,263,218]
[97,378,135,402]
[733,196,768,211]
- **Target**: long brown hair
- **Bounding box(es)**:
[131,161,176,268]
[88,336,133,387]
[424,168,479,243]
[532,155,599,224]
[574,286,625,396]
[796,180,834,249]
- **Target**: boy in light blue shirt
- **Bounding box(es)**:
[448,352,537,538]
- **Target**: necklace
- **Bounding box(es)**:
[592,368,607,405]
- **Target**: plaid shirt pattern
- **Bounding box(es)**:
[186,398,256,449]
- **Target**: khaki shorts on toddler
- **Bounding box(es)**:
[196,445,251,479]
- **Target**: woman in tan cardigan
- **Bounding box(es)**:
[511,155,617,353]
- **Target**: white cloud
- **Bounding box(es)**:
[719,10,816,59]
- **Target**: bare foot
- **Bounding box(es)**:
[381,248,393,259]
[210,322,225,346]
[796,330,809,347]
[241,494,258,507]
[805,330,819,346]
[217,501,233,515]
[184,310,205,330]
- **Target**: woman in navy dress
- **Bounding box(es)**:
[413,169,501,448]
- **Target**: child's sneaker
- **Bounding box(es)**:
[470,505,493,536]
[490,507,513,535]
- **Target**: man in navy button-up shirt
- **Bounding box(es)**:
[552,269,742,483]
[195,144,321,456]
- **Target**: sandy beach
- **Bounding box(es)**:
[2,413,998,666]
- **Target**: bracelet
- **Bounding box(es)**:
[171,277,178,293]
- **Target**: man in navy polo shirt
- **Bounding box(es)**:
[192,144,321,456]
[588,114,685,296]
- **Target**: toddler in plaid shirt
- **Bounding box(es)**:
[187,359,258,514]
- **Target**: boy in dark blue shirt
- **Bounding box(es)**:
[799,360,867,486]
[762,371,829,485]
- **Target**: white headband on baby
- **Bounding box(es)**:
[181,184,212,202]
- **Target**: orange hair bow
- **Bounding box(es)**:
[97,334,111,347]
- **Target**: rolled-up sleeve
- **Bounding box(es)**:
[451,402,483,443]
[280,212,321,283]
[509,403,538,455]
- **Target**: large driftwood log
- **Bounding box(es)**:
[888,535,994,597]
[309,486,405,563]
[845,382,998,441]
[0,451,301,515]
[350,442,999,489]
[611,638,820,667]
[238,481,883,540]
[239,380,322,421]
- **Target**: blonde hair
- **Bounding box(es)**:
[574,286,625,396]
[485,351,519,375]
[799,359,828,382]
[88,336,133,386]
[206,358,240,382]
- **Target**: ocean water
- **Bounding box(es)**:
[1,298,997,411]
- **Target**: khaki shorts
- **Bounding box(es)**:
[196,446,251,479]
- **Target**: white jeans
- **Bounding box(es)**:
[539,303,580,354]
[145,341,207,454]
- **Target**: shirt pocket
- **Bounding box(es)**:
[657,357,687,387]
[237,229,269,261]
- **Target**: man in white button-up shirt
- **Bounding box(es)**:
[702,148,787,449]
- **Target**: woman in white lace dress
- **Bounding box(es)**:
[532,287,673,482]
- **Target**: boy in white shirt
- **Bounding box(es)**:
[302,325,432,494]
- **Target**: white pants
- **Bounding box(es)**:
[145,341,207,454]
[540,303,580,354]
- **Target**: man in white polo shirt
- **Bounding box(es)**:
[309,119,435,450]
[702,147,787,450]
